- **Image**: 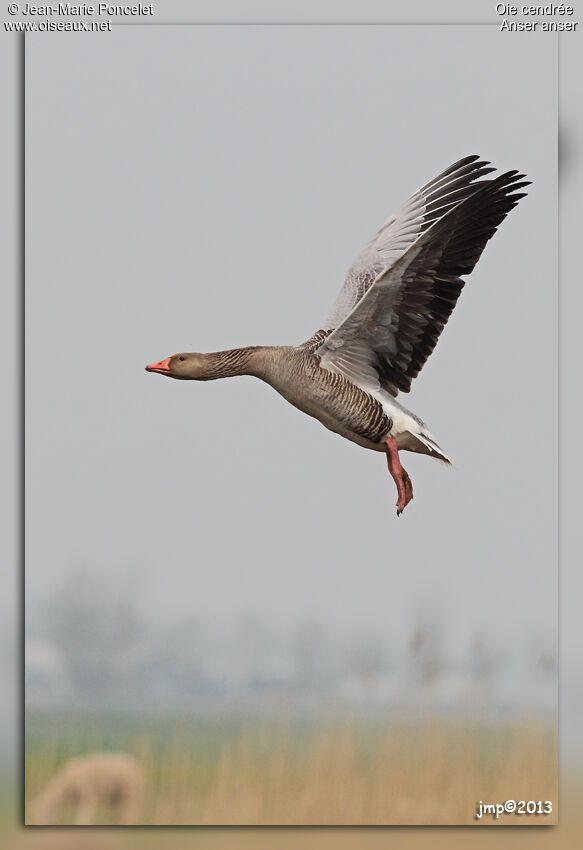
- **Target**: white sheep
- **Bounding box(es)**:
[28,751,144,826]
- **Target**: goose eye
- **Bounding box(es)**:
[178,356,185,361]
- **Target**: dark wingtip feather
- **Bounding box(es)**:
[493,170,530,187]
[425,155,486,191]
[378,160,530,392]
[450,154,481,168]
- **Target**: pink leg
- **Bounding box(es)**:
[385,437,413,516]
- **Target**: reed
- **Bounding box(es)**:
[25,714,557,826]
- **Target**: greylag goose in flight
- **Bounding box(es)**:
[146,155,529,514]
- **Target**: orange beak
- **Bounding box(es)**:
[145,357,172,374]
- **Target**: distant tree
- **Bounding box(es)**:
[535,648,557,678]
[145,615,211,701]
[408,618,444,687]
[42,567,144,700]
[227,613,275,687]
[291,619,329,689]
[343,628,388,685]
[469,631,500,690]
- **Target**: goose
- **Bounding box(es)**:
[146,155,529,514]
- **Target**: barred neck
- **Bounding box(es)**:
[202,346,273,379]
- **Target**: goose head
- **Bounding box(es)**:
[145,353,212,380]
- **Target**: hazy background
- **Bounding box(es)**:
[0,0,580,839]
[23,23,557,725]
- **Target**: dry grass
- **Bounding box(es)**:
[25,713,557,826]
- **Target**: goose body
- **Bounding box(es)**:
[146,156,529,514]
[250,348,432,455]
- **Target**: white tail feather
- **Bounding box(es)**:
[410,431,453,464]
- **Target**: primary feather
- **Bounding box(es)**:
[306,156,529,397]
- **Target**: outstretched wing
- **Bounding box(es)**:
[303,157,529,395]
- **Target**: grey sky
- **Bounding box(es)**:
[25,25,556,660]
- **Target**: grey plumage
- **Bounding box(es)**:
[315,156,529,396]
[146,155,530,512]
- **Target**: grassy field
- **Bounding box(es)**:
[25,711,557,826]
